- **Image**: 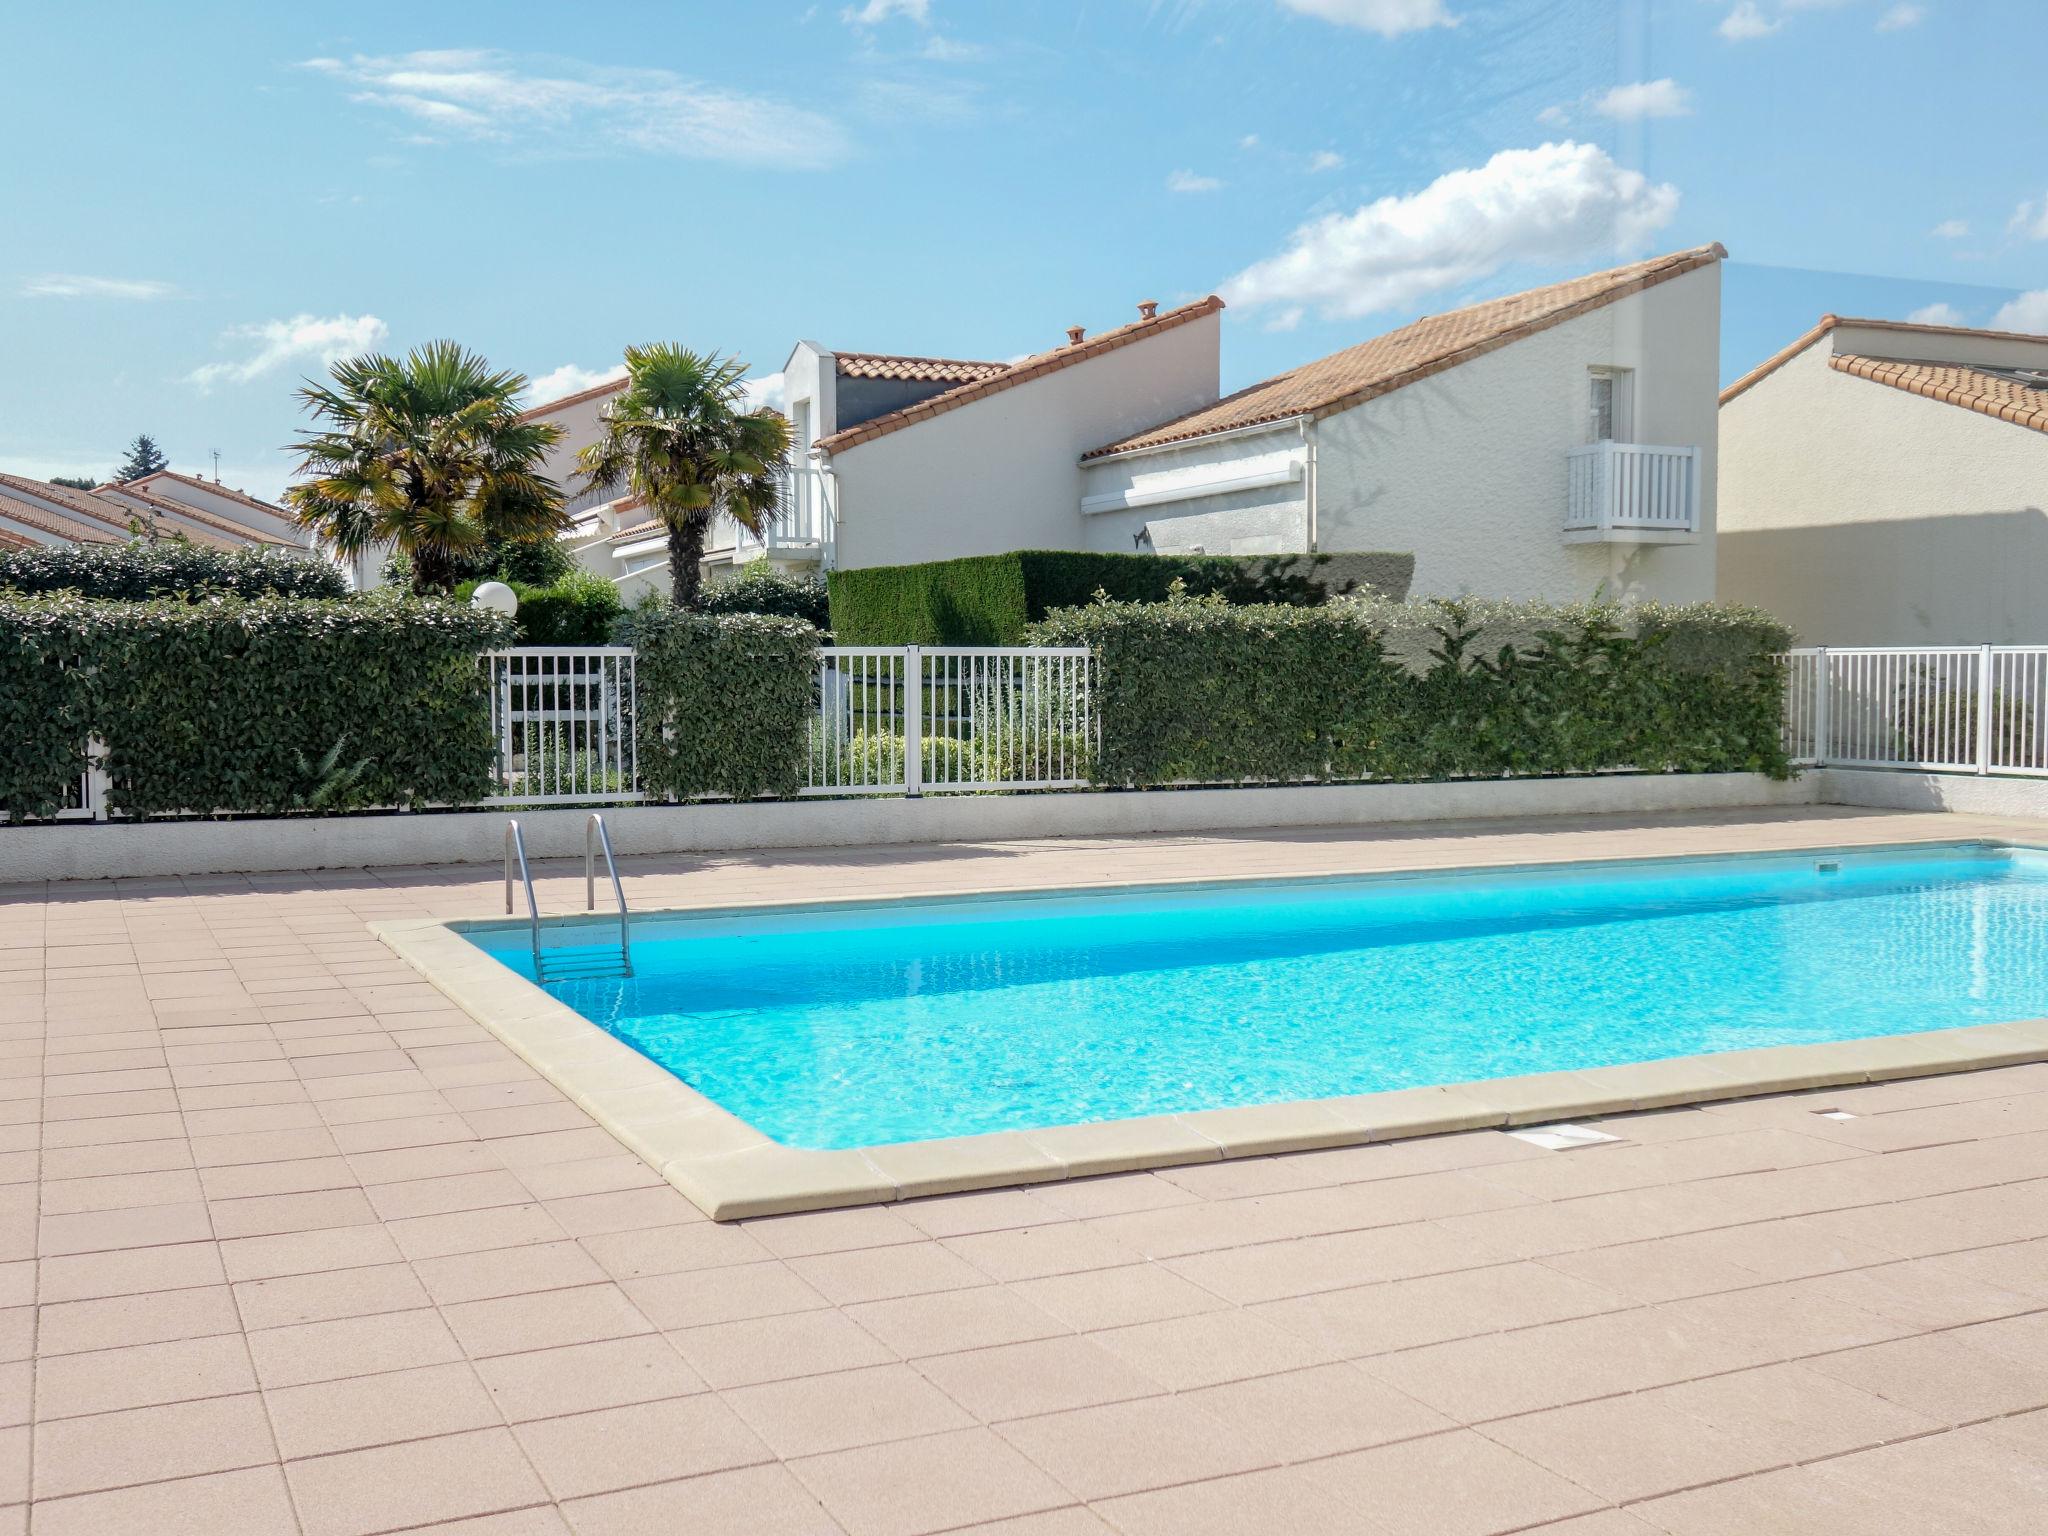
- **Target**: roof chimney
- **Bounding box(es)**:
[1065,326,1085,345]
[1137,300,1158,320]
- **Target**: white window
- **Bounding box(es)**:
[1588,368,1632,444]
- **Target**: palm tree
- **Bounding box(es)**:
[284,342,568,596]
[576,345,791,609]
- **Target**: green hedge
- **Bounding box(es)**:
[698,560,831,629]
[829,549,1414,645]
[632,608,819,800]
[456,569,623,646]
[1029,594,1794,787]
[0,593,513,821]
[0,542,348,601]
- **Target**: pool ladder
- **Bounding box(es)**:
[504,815,634,982]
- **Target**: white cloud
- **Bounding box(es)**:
[1167,169,1224,193]
[919,35,983,61]
[186,313,388,392]
[1992,291,2048,334]
[1930,218,1969,240]
[2009,197,2048,241]
[1905,302,1965,326]
[1717,3,1782,41]
[1536,104,1571,126]
[742,371,789,414]
[843,0,929,22]
[1239,134,1261,150]
[1592,79,1693,120]
[1308,150,1345,172]
[1277,0,1457,39]
[21,274,179,300]
[1876,3,1924,29]
[524,362,628,406]
[1265,307,1305,333]
[302,50,848,170]
[1220,140,1680,321]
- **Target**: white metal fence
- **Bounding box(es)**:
[482,647,642,806]
[479,643,1094,806]
[1784,645,2048,776]
[804,645,1095,796]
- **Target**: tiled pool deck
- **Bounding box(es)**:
[4,805,2048,1533]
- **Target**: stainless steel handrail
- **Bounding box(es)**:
[503,819,542,974]
[585,813,633,975]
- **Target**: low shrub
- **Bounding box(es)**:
[0,592,513,820]
[828,548,1414,645]
[1029,592,1793,787]
[631,607,819,800]
[698,560,831,629]
[0,541,348,601]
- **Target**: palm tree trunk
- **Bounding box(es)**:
[412,541,456,596]
[667,514,709,610]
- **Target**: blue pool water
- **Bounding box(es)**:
[471,843,2048,1149]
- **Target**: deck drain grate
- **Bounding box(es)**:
[1507,1123,1622,1150]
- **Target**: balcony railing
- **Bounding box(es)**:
[1563,442,1699,543]
[731,461,833,562]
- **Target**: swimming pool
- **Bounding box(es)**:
[466,842,2048,1150]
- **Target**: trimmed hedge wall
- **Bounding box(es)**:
[0,594,513,821]
[0,542,348,601]
[828,549,1414,645]
[632,608,820,800]
[1029,594,1794,787]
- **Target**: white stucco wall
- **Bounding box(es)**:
[1079,430,1308,555]
[1321,262,1720,602]
[1718,333,2048,645]
[825,312,1222,569]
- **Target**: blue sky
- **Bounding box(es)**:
[3,0,2042,498]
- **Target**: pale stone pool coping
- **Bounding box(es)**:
[371,837,2048,1221]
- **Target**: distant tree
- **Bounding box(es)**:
[576,345,790,609]
[49,475,98,491]
[283,341,569,596]
[113,435,170,483]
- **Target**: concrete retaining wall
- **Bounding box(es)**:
[1816,768,2048,820]
[0,773,1817,883]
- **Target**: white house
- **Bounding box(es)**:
[527,242,1724,606]
[0,469,313,557]
[1718,314,2048,644]
[1080,244,1724,603]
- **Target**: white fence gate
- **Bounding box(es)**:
[1784,645,2048,776]
[480,643,1093,806]
[482,647,642,806]
[804,645,1095,796]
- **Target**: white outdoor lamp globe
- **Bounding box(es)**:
[471,581,519,617]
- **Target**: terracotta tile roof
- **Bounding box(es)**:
[0,525,33,553]
[833,352,1009,385]
[817,297,1226,454]
[0,490,122,545]
[1085,246,1725,460]
[120,469,296,526]
[1721,313,2048,405]
[609,515,663,545]
[1829,354,2048,436]
[0,473,164,542]
[94,482,294,548]
[516,374,630,422]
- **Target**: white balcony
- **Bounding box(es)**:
[730,461,834,565]
[1563,442,1699,544]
